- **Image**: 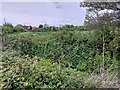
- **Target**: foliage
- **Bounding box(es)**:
[4,30,118,70]
[13,24,24,32]
[1,47,118,89]
[6,31,93,67]
[80,1,120,60]
[1,22,119,89]
[3,23,13,28]
[2,23,24,34]
[1,54,98,88]
[1,1,119,88]
[38,24,43,28]
[2,25,14,34]
[80,1,119,20]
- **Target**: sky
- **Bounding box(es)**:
[1,2,86,26]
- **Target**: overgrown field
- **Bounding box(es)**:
[1,30,119,89]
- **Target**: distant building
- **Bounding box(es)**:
[23,25,32,31]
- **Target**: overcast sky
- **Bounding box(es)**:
[1,2,86,26]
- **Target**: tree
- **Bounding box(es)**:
[80,1,120,28]
[80,1,120,59]
[13,24,24,32]
[3,23,13,28]
[80,1,120,79]
[2,23,14,33]
[38,24,43,28]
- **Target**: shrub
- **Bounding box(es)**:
[1,56,97,89]
[2,25,13,34]
[2,23,14,34]
[13,24,24,32]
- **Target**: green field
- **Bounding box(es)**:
[1,1,120,89]
[1,30,119,88]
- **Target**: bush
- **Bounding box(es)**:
[13,24,24,32]
[1,56,97,89]
[6,30,117,69]
[3,23,13,28]
[2,25,14,34]
[2,23,14,34]
[2,30,118,89]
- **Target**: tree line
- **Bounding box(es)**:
[2,23,86,33]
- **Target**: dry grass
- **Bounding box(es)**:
[83,64,119,88]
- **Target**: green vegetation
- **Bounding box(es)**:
[1,1,119,89]
[1,29,119,88]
